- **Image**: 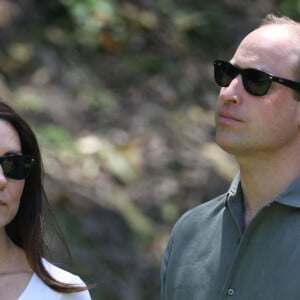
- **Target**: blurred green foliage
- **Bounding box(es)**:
[60,0,126,48]
[37,124,75,152]
[280,0,300,18]
[38,0,233,56]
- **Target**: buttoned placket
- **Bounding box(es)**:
[219,201,272,299]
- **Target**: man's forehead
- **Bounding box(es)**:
[246,25,294,44]
[232,25,299,66]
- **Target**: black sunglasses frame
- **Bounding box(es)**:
[214,60,300,96]
[0,154,35,180]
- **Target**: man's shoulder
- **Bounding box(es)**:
[174,193,226,231]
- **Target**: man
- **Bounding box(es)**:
[161,14,300,300]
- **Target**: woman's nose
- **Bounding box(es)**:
[0,166,7,189]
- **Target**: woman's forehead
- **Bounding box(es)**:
[0,119,21,153]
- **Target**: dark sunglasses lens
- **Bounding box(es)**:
[2,155,34,179]
[214,61,238,87]
[243,69,271,96]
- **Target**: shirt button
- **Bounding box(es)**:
[227,288,235,296]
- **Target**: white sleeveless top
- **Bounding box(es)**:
[18,259,92,300]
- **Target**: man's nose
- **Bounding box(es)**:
[218,75,243,105]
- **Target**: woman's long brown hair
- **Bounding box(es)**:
[1,100,88,293]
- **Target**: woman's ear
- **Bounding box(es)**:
[296,96,300,128]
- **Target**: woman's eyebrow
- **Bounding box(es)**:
[2,150,22,156]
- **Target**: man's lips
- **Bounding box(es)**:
[217,111,243,123]
[0,200,6,206]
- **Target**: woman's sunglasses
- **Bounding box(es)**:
[0,154,35,180]
[214,60,300,96]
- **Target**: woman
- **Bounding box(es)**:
[0,100,92,299]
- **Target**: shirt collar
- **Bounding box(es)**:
[225,172,300,209]
[274,176,300,208]
[225,172,241,207]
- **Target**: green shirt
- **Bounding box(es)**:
[161,174,300,300]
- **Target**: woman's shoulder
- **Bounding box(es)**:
[42,258,86,286]
[18,259,92,300]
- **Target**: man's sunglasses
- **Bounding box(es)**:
[214,60,300,96]
[0,154,35,180]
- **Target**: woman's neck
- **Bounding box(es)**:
[0,230,31,273]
